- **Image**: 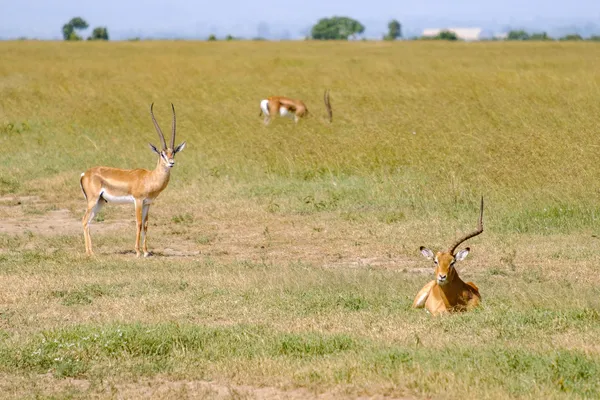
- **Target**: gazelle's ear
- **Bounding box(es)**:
[148,143,160,154]
[174,141,186,154]
[454,247,470,262]
[420,246,434,259]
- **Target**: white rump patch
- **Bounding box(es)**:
[100,190,135,204]
[260,100,270,116]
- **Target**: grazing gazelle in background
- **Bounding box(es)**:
[80,103,186,257]
[259,89,333,125]
[413,197,484,316]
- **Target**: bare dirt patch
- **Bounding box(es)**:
[0,373,415,400]
[0,195,433,274]
[113,378,414,400]
[0,195,130,237]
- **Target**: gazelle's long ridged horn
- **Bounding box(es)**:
[170,103,176,149]
[324,89,332,123]
[448,196,484,255]
[150,103,167,150]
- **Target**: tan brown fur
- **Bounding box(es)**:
[259,90,332,124]
[261,96,307,124]
[413,198,484,316]
[80,103,185,257]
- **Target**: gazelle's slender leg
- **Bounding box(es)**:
[141,203,151,257]
[134,199,144,257]
[82,198,103,256]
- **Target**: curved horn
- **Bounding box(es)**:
[150,103,167,150]
[448,196,484,255]
[170,103,176,149]
[324,89,332,123]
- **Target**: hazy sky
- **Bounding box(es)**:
[2,0,600,39]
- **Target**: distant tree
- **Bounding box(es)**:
[507,30,530,40]
[69,17,89,30]
[434,30,458,41]
[207,34,217,41]
[225,34,235,41]
[588,35,600,41]
[62,24,75,40]
[559,33,583,41]
[384,19,402,40]
[311,16,365,40]
[88,27,109,41]
[529,32,552,41]
[67,31,83,41]
[62,17,89,41]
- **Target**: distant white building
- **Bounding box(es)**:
[422,27,483,41]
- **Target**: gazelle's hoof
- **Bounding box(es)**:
[143,252,151,258]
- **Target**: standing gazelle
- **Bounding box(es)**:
[259,90,332,125]
[80,103,186,257]
[413,197,484,315]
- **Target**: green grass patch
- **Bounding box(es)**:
[1,322,598,398]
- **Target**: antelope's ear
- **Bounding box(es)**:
[420,246,434,259]
[174,141,186,154]
[149,143,160,154]
[455,247,470,262]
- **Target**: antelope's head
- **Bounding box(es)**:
[148,103,186,168]
[420,197,484,286]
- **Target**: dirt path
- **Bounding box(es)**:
[0,195,423,272]
[0,195,129,236]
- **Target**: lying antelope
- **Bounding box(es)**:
[413,197,484,315]
[80,103,186,257]
[259,90,332,125]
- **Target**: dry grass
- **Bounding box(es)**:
[1,41,600,399]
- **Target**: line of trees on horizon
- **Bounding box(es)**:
[48,16,600,42]
[504,30,599,41]
[62,17,109,41]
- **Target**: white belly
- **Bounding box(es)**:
[279,107,293,118]
[260,99,270,116]
[100,190,135,204]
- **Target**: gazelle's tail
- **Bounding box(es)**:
[80,173,88,200]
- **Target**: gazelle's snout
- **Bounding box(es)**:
[437,273,448,285]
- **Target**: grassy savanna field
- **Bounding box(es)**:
[1,40,600,398]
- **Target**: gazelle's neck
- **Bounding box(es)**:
[152,158,172,179]
[439,275,464,296]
